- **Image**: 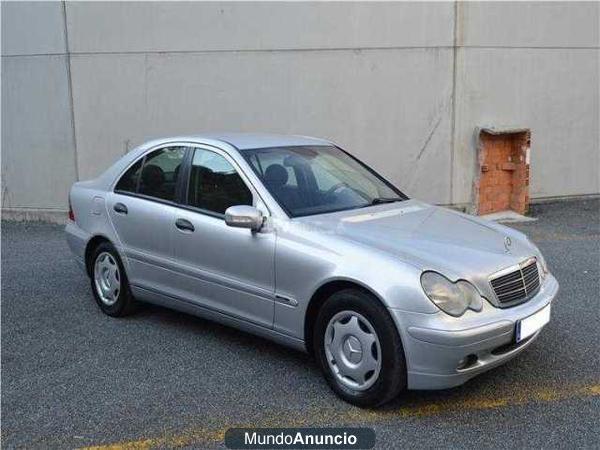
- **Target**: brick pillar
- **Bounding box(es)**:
[474,129,531,215]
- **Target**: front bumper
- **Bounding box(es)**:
[390,273,559,390]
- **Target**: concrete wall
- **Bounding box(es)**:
[1,1,77,216]
[2,1,599,221]
[453,1,600,204]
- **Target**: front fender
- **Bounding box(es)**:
[273,226,437,340]
[312,258,438,314]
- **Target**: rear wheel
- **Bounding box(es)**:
[90,242,135,316]
[313,289,406,407]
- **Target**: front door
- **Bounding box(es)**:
[170,146,276,328]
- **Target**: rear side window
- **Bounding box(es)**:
[115,159,142,193]
[138,147,186,201]
[114,146,186,201]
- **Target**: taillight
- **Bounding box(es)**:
[68,197,75,221]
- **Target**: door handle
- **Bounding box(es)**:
[113,202,128,214]
[175,218,195,232]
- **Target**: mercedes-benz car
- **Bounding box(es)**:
[66,133,558,406]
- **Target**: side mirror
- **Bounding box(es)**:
[224,205,264,231]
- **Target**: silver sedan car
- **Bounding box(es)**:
[66,133,558,406]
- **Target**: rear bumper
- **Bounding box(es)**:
[65,220,89,272]
[390,274,559,390]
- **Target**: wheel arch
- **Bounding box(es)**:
[84,235,113,277]
[304,278,390,356]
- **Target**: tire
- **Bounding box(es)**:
[313,288,406,407]
[89,242,135,317]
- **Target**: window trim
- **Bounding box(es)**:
[110,190,181,209]
[112,141,270,221]
[135,155,146,193]
[170,202,230,221]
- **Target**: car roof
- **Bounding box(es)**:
[154,132,334,151]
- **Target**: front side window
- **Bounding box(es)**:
[187,148,253,215]
[243,145,406,217]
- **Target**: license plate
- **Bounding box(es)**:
[516,304,551,343]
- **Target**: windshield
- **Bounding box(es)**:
[243,145,407,217]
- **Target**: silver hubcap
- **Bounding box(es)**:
[93,252,121,306]
[324,311,382,391]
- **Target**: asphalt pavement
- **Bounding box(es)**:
[2,199,599,449]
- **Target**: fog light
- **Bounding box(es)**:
[457,354,478,370]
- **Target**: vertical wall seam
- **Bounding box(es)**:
[62,0,79,181]
[449,0,459,205]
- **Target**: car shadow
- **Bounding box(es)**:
[127,301,532,413]
[130,301,316,365]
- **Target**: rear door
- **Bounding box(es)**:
[107,145,187,292]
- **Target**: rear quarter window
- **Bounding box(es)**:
[115,159,143,193]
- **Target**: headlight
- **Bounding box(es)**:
[524,235,549,279]
[420,272,484,317]
[536,255,548,281]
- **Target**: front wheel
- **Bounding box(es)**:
[313,289,406,407]
[90,242,135,317]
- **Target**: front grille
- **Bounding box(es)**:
[490,258,540,305]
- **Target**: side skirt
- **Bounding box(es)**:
[131,285,307,353]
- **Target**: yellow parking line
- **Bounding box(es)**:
[81,382,600,450]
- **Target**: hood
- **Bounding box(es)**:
[297,200,535,281]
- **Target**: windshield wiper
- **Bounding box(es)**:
[370,197,403,205]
